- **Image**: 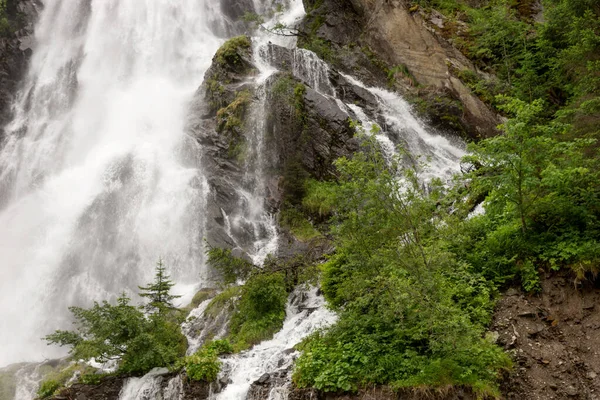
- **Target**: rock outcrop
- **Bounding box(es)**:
[299,0,500,139]
[185,38,363,260]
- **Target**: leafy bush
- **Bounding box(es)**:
[207,247,253,285]
[184,340,234,382]
[205,285,241,318]
[228,273,287,351]
[37,380,61,399]
[36,363,97,399]
[189,288,217,309]
[463,97,600,287]
[292,137,511,395]
[279,206,322,242]
[215,36,251,67]
[44,261,187,375]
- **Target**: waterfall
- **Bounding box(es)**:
[215,287,336,400]
[1,0,467,398]
[0,0,227,367]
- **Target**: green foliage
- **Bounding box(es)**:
[215,90,251,161]
[461,97,600,286]
[205,285,241,318]
[455,69,507,107]
[78,373,104,385]
[302,179,337,219]
[45,261,187,375]
[216,90,251,135]
[190,289,217,308]
[467,4,530,86]
[206,79,226,111]
[436,0,600,134]
[206,247,253,285]
[293,137,511,395]
[302,37,335,63]
[215,36,251,67]
[183,340,233,382]
[0,0,11,37]
[36,363,97,399]
[228,273,287,351]
[37,380,60,399]
[387,64,419,87]
[271,76,307,127]
[279,206,322,242]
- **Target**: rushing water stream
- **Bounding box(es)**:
[1,0,466,399]
[0,0,232,367]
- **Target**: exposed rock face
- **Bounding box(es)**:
[186,40,362,259]
[0,0,42,141]
[493,272,600,400]
[185,35,256,254]
[54,373,213,400]
[300,0,500,139]
[220,0,255,21]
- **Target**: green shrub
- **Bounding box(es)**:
[229,273,287,351]
[302,179,337,219]
[215,36,251,67]
[207,247,253,285]
[37,380,61,399]
[279,207,321,242]
[79,373,104,385]
[184,340,234,382]
[205,285,241,318]
[44,261,187,375]
[190,289,217,309]
[292,139,511,395]
[216,90,251,135]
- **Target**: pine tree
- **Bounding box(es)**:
[138,258,181,313]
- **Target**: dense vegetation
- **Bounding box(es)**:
[33,0,600,397]
[287,0,600,395]
[292,135,511,396]
[292,97,600,394]
[39,261,187,397]
[415,0,599,137]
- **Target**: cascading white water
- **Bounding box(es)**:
[216,287,336,400]
[340,73,465,181]
[0,1,469,400]
[118,368,170,400]
[0,0,227,367]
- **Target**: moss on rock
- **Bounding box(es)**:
[215,35,252,69]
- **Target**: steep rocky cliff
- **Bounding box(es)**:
[298,0,500,139]
[5,1,598,400]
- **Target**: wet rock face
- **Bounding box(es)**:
[220,0,254,21]
[264,70,358,181]
[246,370,291,400]
[54,373,214,400]
[186,40,369,258]
[0,0,42,142]
[300,0,500,139]
[185,36,255,254]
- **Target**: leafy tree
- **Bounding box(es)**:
[44,262,187,374]
[457,97,600,288]
[293,135,510,395]
[138,258,181,313]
